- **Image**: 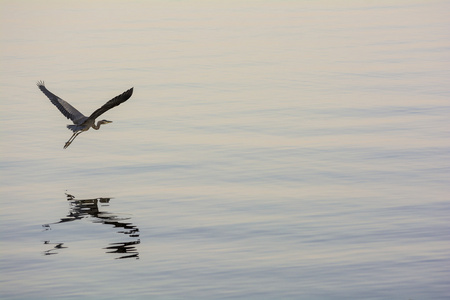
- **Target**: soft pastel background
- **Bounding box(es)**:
[1,1,449,299]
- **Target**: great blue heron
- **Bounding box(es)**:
[37,81,133,148]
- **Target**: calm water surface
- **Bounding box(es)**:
[1,1,449,299]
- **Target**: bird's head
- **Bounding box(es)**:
[100,120,113,125]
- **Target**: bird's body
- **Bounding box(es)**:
[37,81,133,148]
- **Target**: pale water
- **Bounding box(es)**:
[1,1,449,299]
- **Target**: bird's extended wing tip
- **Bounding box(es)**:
[124,87,134,97]
[36,80,45,87]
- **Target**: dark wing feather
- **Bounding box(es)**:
[86,87,134,121]
[37,81,86,124]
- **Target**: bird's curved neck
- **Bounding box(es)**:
[92,121,103,130]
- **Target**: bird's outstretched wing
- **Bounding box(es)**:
[86,87,134,121]
[37,81,87,124]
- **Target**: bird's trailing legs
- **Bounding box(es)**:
[64,131,82,149]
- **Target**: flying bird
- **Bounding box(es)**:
[37,81,133,149]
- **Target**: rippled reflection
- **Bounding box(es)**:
[42,193,140,259]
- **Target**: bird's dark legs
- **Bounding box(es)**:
[64,132,81,149]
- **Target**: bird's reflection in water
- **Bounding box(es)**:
[42,241,68,255]
[42,193,140,259]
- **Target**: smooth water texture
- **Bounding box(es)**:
[1,1,449,299]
